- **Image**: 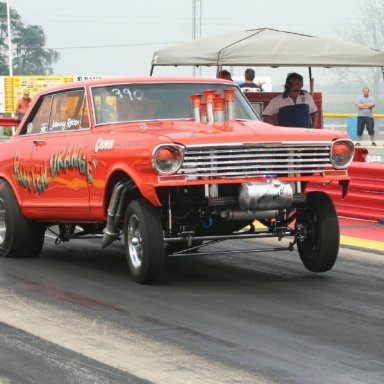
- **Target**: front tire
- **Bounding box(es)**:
[0,180,45,258]
[124,199,165,284]
[296,191,339,272]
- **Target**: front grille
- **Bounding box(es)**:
[177,142,333,179]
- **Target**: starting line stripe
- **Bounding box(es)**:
[340,235,384,252]
[252,221,384,252]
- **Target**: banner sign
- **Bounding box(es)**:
[0,75,103,114]
[0,75,74,113]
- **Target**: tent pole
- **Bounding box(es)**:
[308,67,314,94]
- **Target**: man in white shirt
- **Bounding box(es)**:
[263,73,318,128]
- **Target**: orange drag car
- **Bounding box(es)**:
[0,77,354,283]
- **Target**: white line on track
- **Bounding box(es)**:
[0,290,272,384]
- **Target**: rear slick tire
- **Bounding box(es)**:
[297,191,339,273]
[0,180,45,258]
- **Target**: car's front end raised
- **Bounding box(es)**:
[0,77,355,284]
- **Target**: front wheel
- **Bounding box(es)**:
[296,191,339,272]
[124,199,165,284]
[0,180,45,258]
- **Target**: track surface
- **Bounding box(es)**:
[0,223,383,384]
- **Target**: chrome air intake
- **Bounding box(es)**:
[239,180,293,211]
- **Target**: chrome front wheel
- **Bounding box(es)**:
[127,214,143,269]
[124,199,165,284]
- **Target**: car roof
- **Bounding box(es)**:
[37,76,234,96]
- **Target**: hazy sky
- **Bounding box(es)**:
[9,0,363,86]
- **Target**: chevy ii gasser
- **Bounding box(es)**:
[0,77,354,283]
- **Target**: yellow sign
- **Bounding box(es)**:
[1,76,74,113]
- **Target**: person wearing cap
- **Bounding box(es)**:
[263,73,318,128]
[15,90,31,120]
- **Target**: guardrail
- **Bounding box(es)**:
[323,113,384,118]
[323,113,384,141]
[307,162,384,223]
[313,110,384,222]
[0,117,20,136]
[0,117,20,126]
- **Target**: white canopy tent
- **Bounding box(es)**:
[150,28,384,91]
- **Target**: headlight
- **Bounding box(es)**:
[152,144,185,174]
[330,139,355,169]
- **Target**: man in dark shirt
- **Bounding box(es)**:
[239,68,264,92]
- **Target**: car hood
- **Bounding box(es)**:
[111,120,348,145]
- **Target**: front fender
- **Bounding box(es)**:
[103,162,161,207]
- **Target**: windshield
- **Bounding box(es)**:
[91,82,259,125]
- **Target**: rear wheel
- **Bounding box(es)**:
[0,180,45,258]
[124,199,165,284]
[296,191,339,272]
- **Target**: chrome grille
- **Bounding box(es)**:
[177,142,333,178]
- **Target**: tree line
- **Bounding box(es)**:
[332,0,384,102]
[0,1,59,75]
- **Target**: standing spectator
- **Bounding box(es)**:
[356,87,376,146]
[15,90,31,120]
[239,68,264,92]
[217,69,233,81]
[263,72,318,128]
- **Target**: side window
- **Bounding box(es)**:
[26,95,52,134]
[48,90,86,131]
